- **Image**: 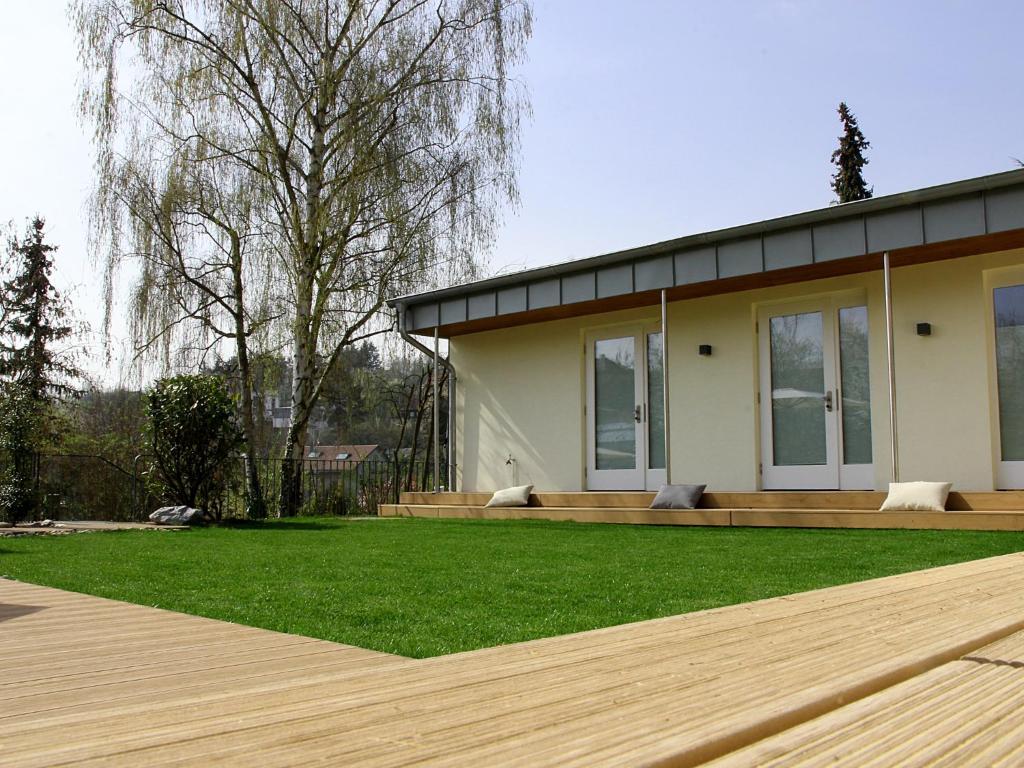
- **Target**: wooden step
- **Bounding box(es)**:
[380,504,1024,531]
[730,508,1024,532]
[398,490,1024,512]
[380,504,731,526]
[398,492,655,507]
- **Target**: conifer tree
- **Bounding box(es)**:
[831,103,873,203]
[0,217,81,400]
[0,218,82,522]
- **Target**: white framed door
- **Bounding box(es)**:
[758,297,874,490]
[991,277,1024,489]
[585,325,666,490]
[759,302,839,489]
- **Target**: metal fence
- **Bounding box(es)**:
[31,453,447,522]
[244,456,446,519]
[33,453,158,522]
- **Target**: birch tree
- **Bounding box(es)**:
[76,0,531,515]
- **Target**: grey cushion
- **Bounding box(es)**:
[649,484,706,510]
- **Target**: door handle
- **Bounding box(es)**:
[634,405,642,423]
[823,390,834,412]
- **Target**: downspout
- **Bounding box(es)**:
[661,289,671,485]
[397,305,457,492]
[433,328,440,493]
[883,251,900,483]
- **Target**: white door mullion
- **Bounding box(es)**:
[643,326,667,491]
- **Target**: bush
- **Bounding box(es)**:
[0,481,33,524]
[0,383,41,524]
[145,375,242,519]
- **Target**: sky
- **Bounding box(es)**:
[2,1,1023,381]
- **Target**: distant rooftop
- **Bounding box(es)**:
[304,444,379,463]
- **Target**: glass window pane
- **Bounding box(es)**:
[595,337,636,470]
[647,332,665,470]
[770,312,826,466]
[995,285,1024,461]
[839,306,872,465]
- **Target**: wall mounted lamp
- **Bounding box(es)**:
[698,344,713,356]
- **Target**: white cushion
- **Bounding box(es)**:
[879,481,953,512]
[484,484,534,508]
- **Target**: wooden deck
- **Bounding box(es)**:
[706,623,1024,766]
[6,551,1024,765]
[380,490,1024,530]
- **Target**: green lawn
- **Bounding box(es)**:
[2,517,1023,658]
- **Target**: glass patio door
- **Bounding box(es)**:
[586,326,665,490]
[759,305,839,489]
[994,282,1024,489]
[758,298,873,490]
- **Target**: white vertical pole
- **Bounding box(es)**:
[448,370,456,492]
[883,251,900,483]
[661,289,671,485]
[433,327,441,493]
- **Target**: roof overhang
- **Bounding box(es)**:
[392,169,1024,338]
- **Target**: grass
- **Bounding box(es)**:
[2,517,1024,658]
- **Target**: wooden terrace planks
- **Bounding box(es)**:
[5,552,1024,765]
[705,628,1024,766]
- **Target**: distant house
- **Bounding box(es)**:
[391,169,1024,494]
[302,445,382,492]
[261,393,329,433]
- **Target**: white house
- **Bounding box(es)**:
[392,170,1024,495]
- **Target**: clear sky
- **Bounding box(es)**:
[2,1,1023,379]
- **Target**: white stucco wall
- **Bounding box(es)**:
[452,306,657,491]
[890,248,1024,489]
[450,247,1024,492]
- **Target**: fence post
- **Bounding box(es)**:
[33,452,41,513]
[131,454,142,519]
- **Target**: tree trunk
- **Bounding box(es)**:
[278,421,306,517]
[279,267,316,517]
[391,375,416,503]
[420,372,434,492]
[238,392,265,518]
[278,103,328,518]
[229,235,266,519]
[438,367,449,487]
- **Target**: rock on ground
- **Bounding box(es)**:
[149,506,206,525]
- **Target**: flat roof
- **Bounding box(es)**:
[394,168,1024,336]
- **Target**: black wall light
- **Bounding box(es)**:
[916,322,932,336]
[698,344,713,356]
